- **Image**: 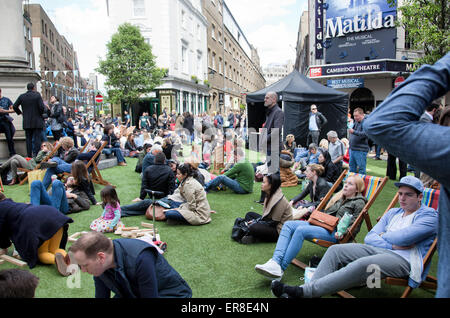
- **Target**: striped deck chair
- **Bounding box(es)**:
[381,187,440,298]
[291,170,388,271]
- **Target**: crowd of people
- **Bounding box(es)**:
[0,53,449,299]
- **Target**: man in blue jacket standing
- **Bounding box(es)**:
[363,53,450,298]
[271,176,438,298]
[70,231,192,298]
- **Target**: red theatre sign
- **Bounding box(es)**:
[95,94,103,103]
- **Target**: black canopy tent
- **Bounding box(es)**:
[246,69,349,147]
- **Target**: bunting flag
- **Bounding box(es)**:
[54,71,59,77]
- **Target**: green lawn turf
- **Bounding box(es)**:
[0,154,437,298]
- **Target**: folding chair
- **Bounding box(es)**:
[381,187,440,298]
[86,141,112,186]
[60,141,112,187]
[17,141,63,185]
[0,177,3,192]
[291,170,388,271]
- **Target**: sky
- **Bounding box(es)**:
[28,0,308,90]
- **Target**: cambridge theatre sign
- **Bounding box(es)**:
[316,0,397,63]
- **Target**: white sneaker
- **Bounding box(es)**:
[255,259,284,279]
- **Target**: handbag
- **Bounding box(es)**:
[308,210,339,232]
[231,217,250,242]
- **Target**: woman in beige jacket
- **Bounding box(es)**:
[240,173,293,244]
[164,163,212,226]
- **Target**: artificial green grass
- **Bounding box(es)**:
[0,155,437,298]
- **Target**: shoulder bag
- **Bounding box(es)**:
[308,210,339,232]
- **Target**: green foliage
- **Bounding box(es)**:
[97,23,165,106]
[388,0,449,66]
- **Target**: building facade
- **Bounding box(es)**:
[262,61,294,87]
[296,0,425,114]
[202,0,266,114]
[106,0,209,121]
[28,3,86,110]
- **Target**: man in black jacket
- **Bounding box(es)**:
[307,104,328,147]
[140,152,176,200]
[13,83,47,157]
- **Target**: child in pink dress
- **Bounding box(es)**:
[90,186,123,233]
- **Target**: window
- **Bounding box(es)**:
[197,24,201,40]
[212,52,216,70]
[197,53,202,78]
[181,10,186,29]
[218,31,222,43]
[182,46,188,73]
[211,24,215,39]
[133,0,145,17]
[219,57,222,74]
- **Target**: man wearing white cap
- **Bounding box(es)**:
[271,176,438,298]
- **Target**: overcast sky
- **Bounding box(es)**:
[29,0,308,90]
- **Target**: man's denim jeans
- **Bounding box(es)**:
[205,175,247,194]
[103,147,125,163]
[42,157,72,189]
[30,179,69,214]
[349,150,368,174]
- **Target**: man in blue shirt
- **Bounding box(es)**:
[271,176,438,298]
[364,53,450,298]
[0,88,16,157]
[307,104,327,147]
[69,231,192,298]
[348,107,369,174]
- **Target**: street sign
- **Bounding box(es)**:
[95,94,103,103]
[394,76,405,88]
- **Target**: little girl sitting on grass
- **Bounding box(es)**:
[90,185,123,233]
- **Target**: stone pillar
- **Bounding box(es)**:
[0,0,41,157]
[0,0,28,68]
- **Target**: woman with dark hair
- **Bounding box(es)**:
[125,134,140,157]
[65,160,97,212]
[163,163,212,225]
[239,173,293,244]
[102,124,127,166]
[318,149,341,187]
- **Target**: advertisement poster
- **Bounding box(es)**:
[324,0,397,63]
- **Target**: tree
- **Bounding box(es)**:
[97,23,165,107]
[388,0,449,66]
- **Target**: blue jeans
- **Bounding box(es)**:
[205,175,247,194]
[30,180,69,214]
[349,150,368,174]
[103,147,125,163]
[121,198,182,217]
[272,221,337,271]
[165,209,188,223]
[375,144,381,158]
[42,157,72,189]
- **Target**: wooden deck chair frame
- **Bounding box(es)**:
[291,170,388,272]
[60,141,112,187]
[0,176,3,192]
[379,188,439,298]
[17,141,63,185]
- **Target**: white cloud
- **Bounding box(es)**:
[43,1,111,90]
[248,23,298,66]
[225,0,308,66]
